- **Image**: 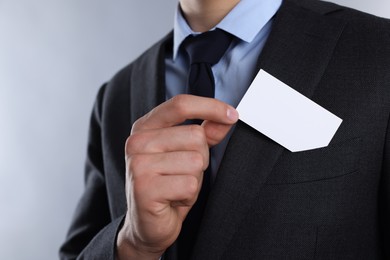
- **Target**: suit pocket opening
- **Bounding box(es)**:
[265,136,362,185]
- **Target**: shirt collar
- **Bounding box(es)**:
[172,0,283,60]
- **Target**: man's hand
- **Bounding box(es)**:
[116,95,239,259]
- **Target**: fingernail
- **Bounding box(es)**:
[227,108,239,122]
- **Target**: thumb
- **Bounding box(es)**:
[202,120,237,147]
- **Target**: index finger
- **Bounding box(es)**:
[133,94,239,132]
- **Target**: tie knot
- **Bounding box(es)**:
[182,29,233,65]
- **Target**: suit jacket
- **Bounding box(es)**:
[60,0,390,259]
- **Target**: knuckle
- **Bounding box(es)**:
[131,177,142,194]
[213,101,227,116]
[170,94,189,117]
[131,172,151,200]
[125,133,144,155]
[189,124,205,142]
[171,94,187,105]
[134,174,147,188]
[190,152,204,171]
[124,137,132,157]
[186,176,199,197]
[125,135,137,154]
[128,154,145,178]
[131,117,144,132]
[131,179,148,202]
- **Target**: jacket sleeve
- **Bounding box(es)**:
[59,84,124,260]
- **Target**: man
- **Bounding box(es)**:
[60,0,390,259]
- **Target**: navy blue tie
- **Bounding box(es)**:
[177,29,233,259]
[184,28,233,100]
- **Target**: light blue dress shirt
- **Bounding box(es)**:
[165,0,282,179]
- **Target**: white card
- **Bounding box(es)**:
[236,70,342,152]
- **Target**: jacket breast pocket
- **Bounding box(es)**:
[265,136,362,185]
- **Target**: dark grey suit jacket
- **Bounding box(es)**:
[60,0,390,259]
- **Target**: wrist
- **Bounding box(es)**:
[116,222,163,260]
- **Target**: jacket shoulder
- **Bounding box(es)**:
[97,31,172,113]
[293,0,390,24]
[289,0,390,40]
[106,31,172,90]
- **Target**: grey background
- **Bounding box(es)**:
[0,0,388,259]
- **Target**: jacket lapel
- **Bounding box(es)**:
[129,32,173,121]
[192,0,347,259]
[109,33,172,218]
